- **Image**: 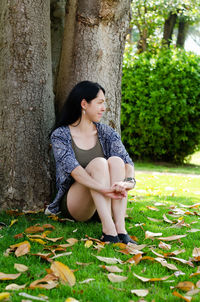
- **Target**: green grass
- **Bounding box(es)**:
[0,168,200,301]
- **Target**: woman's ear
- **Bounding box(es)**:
[81,99,87,110]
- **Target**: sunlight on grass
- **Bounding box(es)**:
[0,167,200,302]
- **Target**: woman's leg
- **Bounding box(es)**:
[108,156,127,234]
[66,157,117,236]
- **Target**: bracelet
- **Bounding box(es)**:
[124,177,136,187]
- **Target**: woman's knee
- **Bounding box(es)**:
[86,157,109,174]
[108,156,125,168]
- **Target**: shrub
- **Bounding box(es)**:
[121,48,200,163]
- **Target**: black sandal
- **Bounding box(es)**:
[100,233,120,243]
[118,233,138,245]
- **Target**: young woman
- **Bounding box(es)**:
[45,81,137,244]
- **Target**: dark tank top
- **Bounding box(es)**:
[71,137,105,168]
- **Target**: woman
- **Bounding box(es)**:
[45,81,137,244]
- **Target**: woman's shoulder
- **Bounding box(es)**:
[51,126,70,139]
[95,122,120,139]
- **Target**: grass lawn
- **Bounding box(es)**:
[0,164,200,301]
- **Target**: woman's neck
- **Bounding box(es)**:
[70,117,95,134]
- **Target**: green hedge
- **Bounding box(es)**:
[121,48,200,163]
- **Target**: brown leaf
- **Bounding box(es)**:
[145,231,162,239]
[14,263,28,272]
[186,289,200,296]
[173,291,192,302]
[130,289,149,297]
[29,274,58,289]
[10,241,31,257]
[24,225,44,234]
[176,281,195,291]
[163,249,186,257]
[158,241,171,250]
[157,234,187,241]
[196,280,200,288]
[45,236,63,242]
[150,249,164,258]
[146,206,159,211]
[14,233,24,239]
[42,224,55,230]
[192,247,200,258]
[133,273,171,282]
[50,261,76,286]
[154,257,178,271]
[163,214,173,224]
[187,229,200,233]
[5,283,26,290]
[66,238,78,246]
[190,266,200,277]
[169,257,194,267]
[100,265,123,273]
[31,252,52,261]
[126,253,142,265]
[0,272,21,280]
[147,217,163,222]
[51,252,72,259]
[94,255,123,264]
[107,273,128,283]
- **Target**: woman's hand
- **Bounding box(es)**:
[100,187,127,199]
[112,181,135,192]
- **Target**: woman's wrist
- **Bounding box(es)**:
[123,177,136,188]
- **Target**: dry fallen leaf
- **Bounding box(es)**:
[19,292,48,301]
[66,238,78,245]
[76,262,93,266]
[175,281,195,291]
[100,265,123,273]
[9,219,18,227]
[24,225,44,234]
[10,241,31,257]
[133,273,171,282]
[84,240,93,248]
[29,274,58,289]
[196,280,200,288]
[65,298,79,302]
[126,253,142,265]
[29,238,46,245]
[158,241,171,250]
[79,278,95,284]
[163,249,186,257]
[145,231,162,239]
[0,292,10,301]
[192,247,200,261]
[157,234,187,241]
[0,272,21,280]
[187,229,200,233]
[50,261,76,286]
[163,214,173,224]
[130,289,149,297]
[14,263,28,272]
[5,283,26,290]
[190,266,200,277]
[93,255,122,264]
[107,273,128,283]
[155,257,178,271]
[186,289,200,296]
[146,206,159,211]
[173,291,192,302]
[51,252,72,259]
[147,217,162,222]
[169,257,194,268]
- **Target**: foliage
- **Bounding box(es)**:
[130,0,200,51]
[121,47,200,163]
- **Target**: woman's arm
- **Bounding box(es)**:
[71,166,126,199]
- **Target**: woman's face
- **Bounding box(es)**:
[84,90,106,122]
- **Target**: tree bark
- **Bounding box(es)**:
[0,0,55,210]
[162,12,177,46]
[176,18,189,48]
[50,0,67,91]
[56,0,131,131]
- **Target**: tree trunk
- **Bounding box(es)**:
[176,18,189,48]
[0,0,55,210]
[50,0,67,91]
[162,12,177,46]
[56,0,131,131]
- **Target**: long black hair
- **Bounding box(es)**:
[51,81,105,135]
